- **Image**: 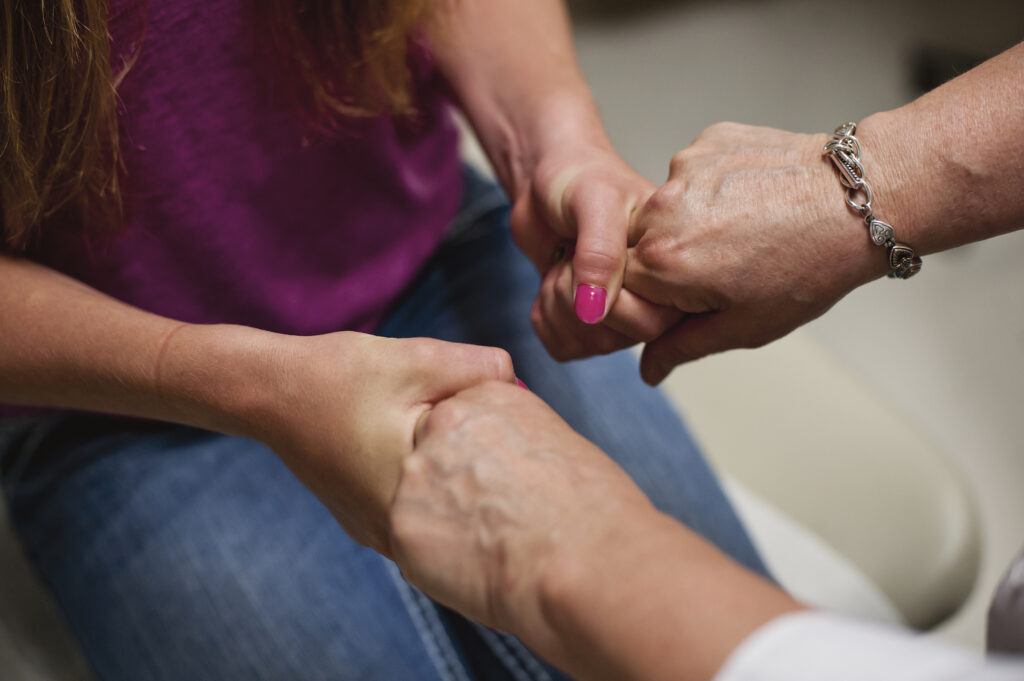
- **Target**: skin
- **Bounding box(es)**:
[0,0,649,552]
[386,41,1024,681]
[392,382,802,681]
[427,0,661,324]
[532,42,1024,384]
[0,258,517,554]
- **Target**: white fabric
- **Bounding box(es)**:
[713,611,1024,681]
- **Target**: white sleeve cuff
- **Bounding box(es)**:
[713,611,1024,681]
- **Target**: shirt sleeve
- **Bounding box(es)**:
[713,611,1024,681]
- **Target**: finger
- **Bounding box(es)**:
[639,312,746,385]
[602,288,685,342]
[623,240,722,315]
[532,290,634,358]
[623,241,673,306]
[566,182,644,324]
[531,288,635,362]
[409,339,517,402]
[531,276,587,362]
[509,192,566,275]
[548,255,683,342]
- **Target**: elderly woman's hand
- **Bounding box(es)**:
[625,121,894,384]
[388,381,658,646]
[388,382,802,681]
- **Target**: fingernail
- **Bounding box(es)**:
[516,378,531,391]
[574,285,606,324]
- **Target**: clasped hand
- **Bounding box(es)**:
[283,123,882,569]
[530,122,884,385]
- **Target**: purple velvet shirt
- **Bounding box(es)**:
[29,0,462,337]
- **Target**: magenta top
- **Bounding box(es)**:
[28,0,462,336]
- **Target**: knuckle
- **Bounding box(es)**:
[644,180,685,216]
[426,398,466,435]
[574,243,622,279]
[485,347,515,381]
[407,337,441,365]
[705,120,738,137]
[693,121,739,147]
[669,149,693,176]
[400,452,427,479]
[633,232,682,274]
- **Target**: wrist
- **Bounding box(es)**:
[154,323,287,439]
[847,111,921,251]
[531,507,684,679]
[483,90,613,200]
[804,131,891,290]
[815,112,933,287]
[536,509,802,681]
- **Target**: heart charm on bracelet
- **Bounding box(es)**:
[869,219,895,246]
[889,243,923,279]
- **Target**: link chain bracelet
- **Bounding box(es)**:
[824,123,922,279]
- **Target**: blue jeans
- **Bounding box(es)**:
[0,168,767,681]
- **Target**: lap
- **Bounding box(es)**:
[2,417,466,681]
[0,169,764,681]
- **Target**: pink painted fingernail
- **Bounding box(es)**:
[574,284,606,324]
[516,378,531,391]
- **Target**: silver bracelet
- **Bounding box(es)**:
[823,122,922,279]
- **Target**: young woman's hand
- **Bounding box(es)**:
[511,141,683,361]
[232,331,517,555]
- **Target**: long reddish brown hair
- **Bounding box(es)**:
[0,0,426,252]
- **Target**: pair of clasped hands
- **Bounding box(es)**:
[288,122,884,656]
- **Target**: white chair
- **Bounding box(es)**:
[661,330,980,630]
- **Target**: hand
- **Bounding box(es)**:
[389,381,657,647]
[252,332,516,555]
[391,382,801,681]
[626,122,890,385]
[511,142,683,360]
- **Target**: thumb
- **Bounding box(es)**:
[567,181,652,325]
[412,340,517,402]
[639,313,745,385]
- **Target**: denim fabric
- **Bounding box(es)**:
[0,168,767,681]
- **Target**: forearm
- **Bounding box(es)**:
[860,42,1024,256]
[0,254,274,437]
[427,0,611,197]
[535,511,803,681]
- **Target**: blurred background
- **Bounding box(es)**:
[555,0,1024,652]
